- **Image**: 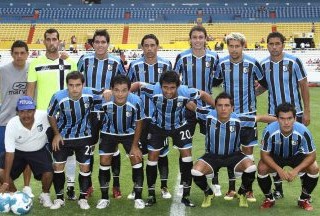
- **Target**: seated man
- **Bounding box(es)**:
[190,92,276,208]
[0,96,53,208]
[257,103,319,211]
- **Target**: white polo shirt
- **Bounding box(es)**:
[5,110,49,152]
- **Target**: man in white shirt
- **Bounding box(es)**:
[0,96,53,208]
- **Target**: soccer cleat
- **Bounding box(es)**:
[246,191,256,202]
[85,186,94,199]
[127,191,135,200]
[96,199,110,209]
[272,190,284,199]
[224,190,237,201]
[112,187,122,199]
[177,184,183,197]
[211,184,222,197]
[145,196,156,207]
[298,199,313,211]
[22,186,35,198]
[181,197,196,207]
[201,194,214,208]
[39,192,53,208]
[134,199,145,209]
[239,194,248,208]
[161,187,172,199]
[50,199,65,210]
[260,198,275,209]
[78,199,90,210]
[66,186,77,200]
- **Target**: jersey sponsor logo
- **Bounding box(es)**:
[39,66,51,71]
[12,82,27,90]
[138,70,146,74]
[37,124,43,132]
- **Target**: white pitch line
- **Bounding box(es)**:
[169,175,186,216]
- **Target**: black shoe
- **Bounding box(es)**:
[181,197,195,207]
[145,196,156,207]
[67,186,77,200]
[272,190,284,200]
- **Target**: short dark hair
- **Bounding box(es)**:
[141,34,159,46]
[111,75,131,89]
[11,40,29,53]
[92,29,110,44]
[159,70,180,87]
[66,71,85,84]
[275,103,296,118]
[44,28,59,40]
[267,32,285,44]
[215,92,234,106]
[189,25,207,39]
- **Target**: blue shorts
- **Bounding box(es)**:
[0,145,53,181]
[0,126,6,153]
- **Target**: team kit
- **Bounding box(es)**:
[0,25,318,213]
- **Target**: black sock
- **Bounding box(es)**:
[180,159,193,197]
[257,174,273,199]
[228,167,236,191]
[146,162,157,197]
[193,175,212,195]
[273,173,283,192]
[212,170,219,185]
[99,166,111,199]
[132,164,144,199]
[79,171,91,199]
[238,171,255,195]
[53,171,65,200]
[300,173,319,200]
[87,155,94,188]
[158,156,169,189]
[112,152,121,188]
[179,157,183,185]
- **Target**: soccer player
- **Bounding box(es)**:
[190,92,275,208]
[96,75,145,209]
[0,40,34,197]
[47,71,105,210]
[127,34,172,199]
[258,103,318,211]
[214,32,267,201]
[174,25,219,195]
[0,96,53,208]
[131,71,216,207]
[258,31,311,199]
[26,28,78,200]
[77,29,126,199]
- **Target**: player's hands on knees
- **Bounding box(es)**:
[287,169,299,182]
[0,183,9,193]
[130,146,142,161]
[302,112,310,126]
[186,101,197,112]
[277,169,290,181]
[52,134,64,151]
